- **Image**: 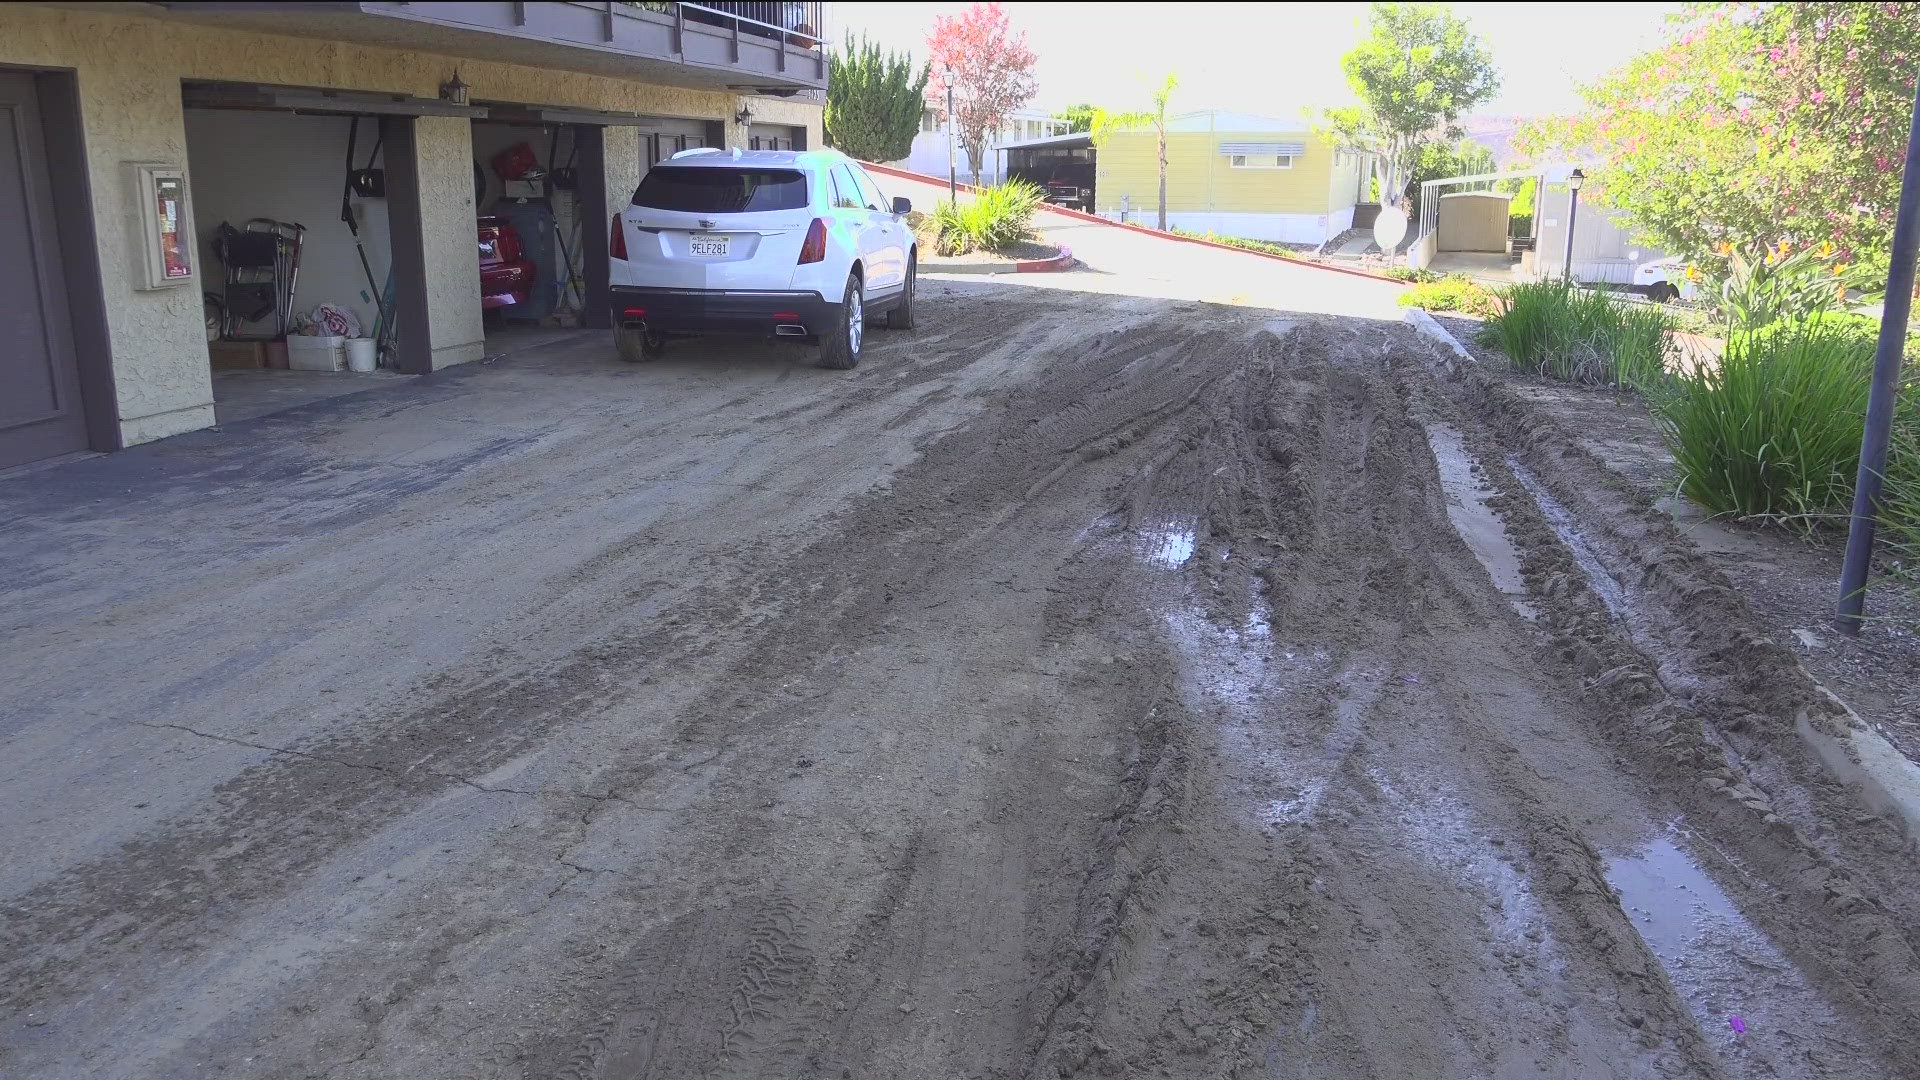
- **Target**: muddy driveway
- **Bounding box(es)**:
[3,243,1919,1079]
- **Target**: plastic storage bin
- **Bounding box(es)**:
[287,334,346,371]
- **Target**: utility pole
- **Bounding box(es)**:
[1835,74,1920,636]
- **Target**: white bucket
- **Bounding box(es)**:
[344,337,378,372]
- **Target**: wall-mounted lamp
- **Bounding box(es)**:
[440,69,469,106]
[734,103,754,126]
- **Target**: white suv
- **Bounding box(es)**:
[608,148,918,369]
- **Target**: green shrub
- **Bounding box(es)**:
[1167,227,1303,258]
[926,180,1043,256]
[1383,266,1441,283]
[1711,242,1882,328]
[1507,212,1533,238]
[1398,275,1501,317]
[1651,321,1877,529]
[1481,278,1673,391]
[1886,396,1920,588]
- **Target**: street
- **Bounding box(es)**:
[4,188,1918,1080]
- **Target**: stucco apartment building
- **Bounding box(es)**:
[0,1,826,472]
[1093,110,1374,246]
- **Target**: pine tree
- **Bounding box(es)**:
[826,34,930,164]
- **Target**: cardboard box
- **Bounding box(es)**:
[208,340,267,370]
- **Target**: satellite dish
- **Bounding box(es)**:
[1373,206,1409,251]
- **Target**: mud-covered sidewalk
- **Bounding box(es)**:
[3,217,1918,1079]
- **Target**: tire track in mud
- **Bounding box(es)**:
[1399,339,1920,1075]
[418,308,1917,1080]
[17,288,1920,1079]
[0,289,1141,1039]
[359,299,1262,1080]
[1010,318,1915,1079]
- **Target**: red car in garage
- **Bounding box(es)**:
[478,216,536,310]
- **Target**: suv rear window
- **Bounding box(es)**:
[631,167,809,213]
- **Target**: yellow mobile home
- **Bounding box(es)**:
[1096,110,1373,245]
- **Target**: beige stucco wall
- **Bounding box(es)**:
[2,3,822,445]
[414,115,485,370]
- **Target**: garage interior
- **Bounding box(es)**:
[175,82,740,421]
[183,94,408,423]
[470,116,591,357]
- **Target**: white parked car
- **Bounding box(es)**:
[608,147,917,369]
[1630,256,1698,303]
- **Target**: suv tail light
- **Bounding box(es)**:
[609,212,627,259]
[797,217,828,264]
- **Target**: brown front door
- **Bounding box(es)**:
[0,72,90,470]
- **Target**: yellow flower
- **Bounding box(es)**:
[1685,264,1700,281]
[1718,241,1734,256]
[1819,241,1835,258]
[1833,262,1849,276]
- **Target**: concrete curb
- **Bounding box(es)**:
[922,246,1076,275]
[1403,307,1475,368]
[1406,309,1920,844]
[859,161,1401,285]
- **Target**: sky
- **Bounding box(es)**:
[831,2,1678,120]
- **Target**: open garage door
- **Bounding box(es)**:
[181,80,488,384]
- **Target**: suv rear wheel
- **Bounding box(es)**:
[818,272,863,370]
[615,325,660,363]
[885,253,916,330]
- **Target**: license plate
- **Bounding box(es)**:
[688,234,730,257]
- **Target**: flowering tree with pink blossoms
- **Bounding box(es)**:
[926,3,1038,185]
[1517,3,1920,277]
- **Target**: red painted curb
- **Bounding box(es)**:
[859,161,1400,285]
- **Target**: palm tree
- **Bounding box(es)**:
[1091,72,1178,230]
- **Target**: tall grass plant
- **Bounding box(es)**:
[1480,279,1673,392]
[926,180,1043,256]
[1650,322,1876,529]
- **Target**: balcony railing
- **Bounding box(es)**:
[678,2,824,50]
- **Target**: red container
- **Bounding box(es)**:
[490,142,540,182]
[477,217,536,310]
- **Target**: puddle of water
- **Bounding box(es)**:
[1422,424,1540,621]
[1506,459,1630,621]
[1263,665,1385,824]
[1368,769,1564,966]
[1161,595,1366,833]
[1604,831,1859,1070]
[1145,526,1196,567]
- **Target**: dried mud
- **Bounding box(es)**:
[4,282,1918,1079]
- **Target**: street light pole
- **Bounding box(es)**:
[943,64,957,205]
[1835,76,1920,636]
[1563,167,1585,280]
